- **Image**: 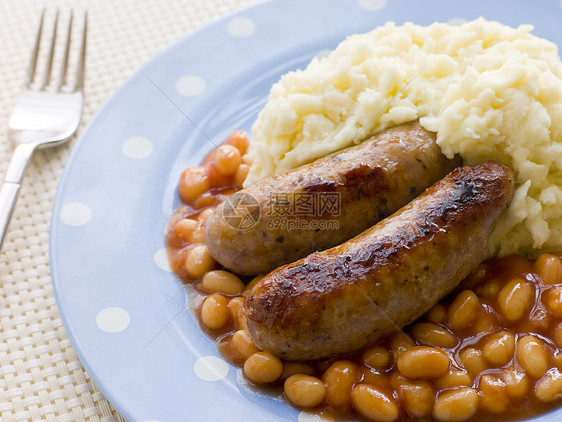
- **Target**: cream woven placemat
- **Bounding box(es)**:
[0,0,262,420]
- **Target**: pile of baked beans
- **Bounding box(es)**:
[166,131,249,280]
[166,131,562,421]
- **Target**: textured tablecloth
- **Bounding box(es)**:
[0,1,262,420]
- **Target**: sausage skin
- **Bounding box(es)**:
[205,122,460,275]
[244,162,514,361]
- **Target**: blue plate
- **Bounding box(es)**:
[50,0,562,420]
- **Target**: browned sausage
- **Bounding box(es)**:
[205,122,460,275]
[244,162,514,361]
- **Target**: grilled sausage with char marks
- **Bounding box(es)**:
[244,162,514,361]
[205,122,460,275]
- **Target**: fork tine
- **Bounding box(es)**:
[39,9,59,89]
[73,10,88,92]
[25,9,45,87]
[56,10,73,90]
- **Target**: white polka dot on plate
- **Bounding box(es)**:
[194,356,229,381]
[298,411,334,422]
[227,17,256,38]
[448,17,468,26]
[122,136,153,159]
[60,202,92,226]
[96,307,130,333]
[358,0,387,11]
[175,75,206,97]
[154,248,171,272]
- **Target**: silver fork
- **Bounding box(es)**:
[0,9,87,248]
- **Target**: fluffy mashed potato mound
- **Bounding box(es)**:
[244,18,562,256]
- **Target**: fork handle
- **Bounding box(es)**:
[0,143,37,248]
[0,183,21,246]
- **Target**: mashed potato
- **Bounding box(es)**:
[244,18,562,256]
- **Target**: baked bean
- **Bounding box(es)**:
[426,304,446,324]
[179,166,210,202]
[194,193,216,209]
[536,253,562,285]
[234,164,250,188]
[214,145,242,176]
[502,366,529,398]
[188,226,206,243]
[535,367,562,402]
[482,330,515,366]
[473,309,496,333]
[459,347,487,377]
[284,374,326,408]
[243,275,264,297]
[433,387,479,421]
[220,187,237,197]
[409,322,457,348]
[389,333,415,361]
[478,374,508,414]
[497,279,533,321]
[530,307,551,332]
[397,346,450,378]
[448,290,480,330]
[282,362,316,380]
[516,335,549,378]
[477,278,502,299]
[322,360,358,410]
[351,384,399,422]
[243,352,283,384]
[184,244,215,279]
[218,336,241,364]
[543,286,562,317]
[554,322,562,348]
[388,372,405,390]
[204,162,232,188]
[553,350,562,369]
[228,295,244,310]
[362,346,391,370]
[394,377,434,418]
[173,218,198,242]
[202,270,245,295]
[197,208,214,224]
[203,149,217,163]
[225,130,250,155]
[200,294,229,329]
[436,369,472,389]
[230,329,259,360]
[361,368,392,389]
[228,296,248,330]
